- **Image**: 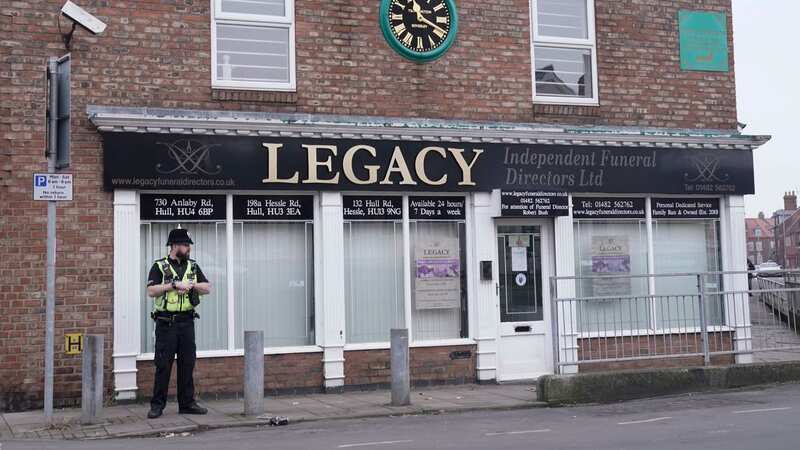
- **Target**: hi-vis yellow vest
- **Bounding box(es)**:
[154,258,196,313]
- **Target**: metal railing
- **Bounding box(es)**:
[550,270,800,373]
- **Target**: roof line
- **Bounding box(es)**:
[86,105,771,150]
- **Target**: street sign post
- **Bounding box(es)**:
[33,173,73,201]
[43,54,70,420]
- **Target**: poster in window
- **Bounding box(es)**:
[591,236,631,297]
[414,237,461,309]
[511,247,528,272]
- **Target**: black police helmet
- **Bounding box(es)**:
[166,228,194,246]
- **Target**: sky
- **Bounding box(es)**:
[733,0,800,217]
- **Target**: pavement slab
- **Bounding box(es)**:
[0,383,541,441]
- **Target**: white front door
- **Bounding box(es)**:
[496,221,554,381]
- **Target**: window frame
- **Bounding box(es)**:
[529,0,599,105]
[211,0,297,92]
[571,195,726,336]
[343,216,406,345]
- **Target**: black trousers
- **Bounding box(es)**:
[151,318,196,410]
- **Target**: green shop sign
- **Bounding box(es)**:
[679,10,729,72]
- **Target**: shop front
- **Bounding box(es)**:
[89,107,765,399]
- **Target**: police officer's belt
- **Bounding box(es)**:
[153,311,197,322]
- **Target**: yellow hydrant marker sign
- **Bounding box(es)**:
[65,333,83,354]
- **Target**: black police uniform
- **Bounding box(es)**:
[146,229,209,417]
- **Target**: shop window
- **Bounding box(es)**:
[573,220,650,332]
[212,0,296,91]
[409,218,468,341]
[344,221,405,344]
[652,219,723,328]
[233,221,314,348]
[531,0,598,103]
[140,222,229,352]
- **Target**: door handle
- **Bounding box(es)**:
[495,282,499,296]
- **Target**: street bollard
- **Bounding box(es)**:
[81,334,104,425]
[244,330,265,416]
[390,328,410,406]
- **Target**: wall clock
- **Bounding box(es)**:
[379,0,458,62]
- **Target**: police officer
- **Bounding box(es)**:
[145,228,211,419]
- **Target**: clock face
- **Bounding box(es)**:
[380,0,458,62]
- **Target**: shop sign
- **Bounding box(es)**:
[500,191,569,217]
[572,197,646,219]
[409,196,465,220]
[651,198,720,219]
[140,194,226,221]
[679,10,729,72]
[414,237,461,309]
[233,195,313,221]
[102,133,755,195]
[343,195,402,220]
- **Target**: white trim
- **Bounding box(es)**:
[137,345,323,361]
[576,325,735,339]
[402,195,413,338]
[342,339,477,350]
[410,338,476,348]
[113,190,141,400]
[211,0,296,92]
[554,199,578,374]
[226,194,235,351]
[530,0,599,105]
[215,0,293,23]
[344,342,390,351]
[465,192,477,340]
[319,192,346,388]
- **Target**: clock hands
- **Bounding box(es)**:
[410,0,447,36]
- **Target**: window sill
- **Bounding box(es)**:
[533,98,599,107]
[575,325,735,339]
[136,345,322,361]
[212,88,297,104]
[532,102,601,118]
[343,338,476,352]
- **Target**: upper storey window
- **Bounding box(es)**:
[211,0,296,91]
[531,0,598,104]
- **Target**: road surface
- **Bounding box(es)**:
[5,382,800,450]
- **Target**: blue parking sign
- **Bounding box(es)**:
[35,175,48,187]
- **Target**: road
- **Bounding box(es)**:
[5,383,800,450]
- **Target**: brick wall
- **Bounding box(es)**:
[577,332,735,372]
[345,345,477,388]
[0,0,737,411]
[136,352,324,400]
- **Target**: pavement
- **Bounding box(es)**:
[0,383,541,441]
[749,293,800,362]
[3,382,800,449]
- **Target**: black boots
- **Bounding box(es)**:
[147,407,163,419]
[178,403,208,415]
[147,402,207,418]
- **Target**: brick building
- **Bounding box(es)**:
[746,212,774,265]
[773,192,800,269]
[1,0,769,411]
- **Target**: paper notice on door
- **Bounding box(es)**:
[511,246,528,272]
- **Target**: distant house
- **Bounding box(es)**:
[746,212,775,264]
[772,192,800,269]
